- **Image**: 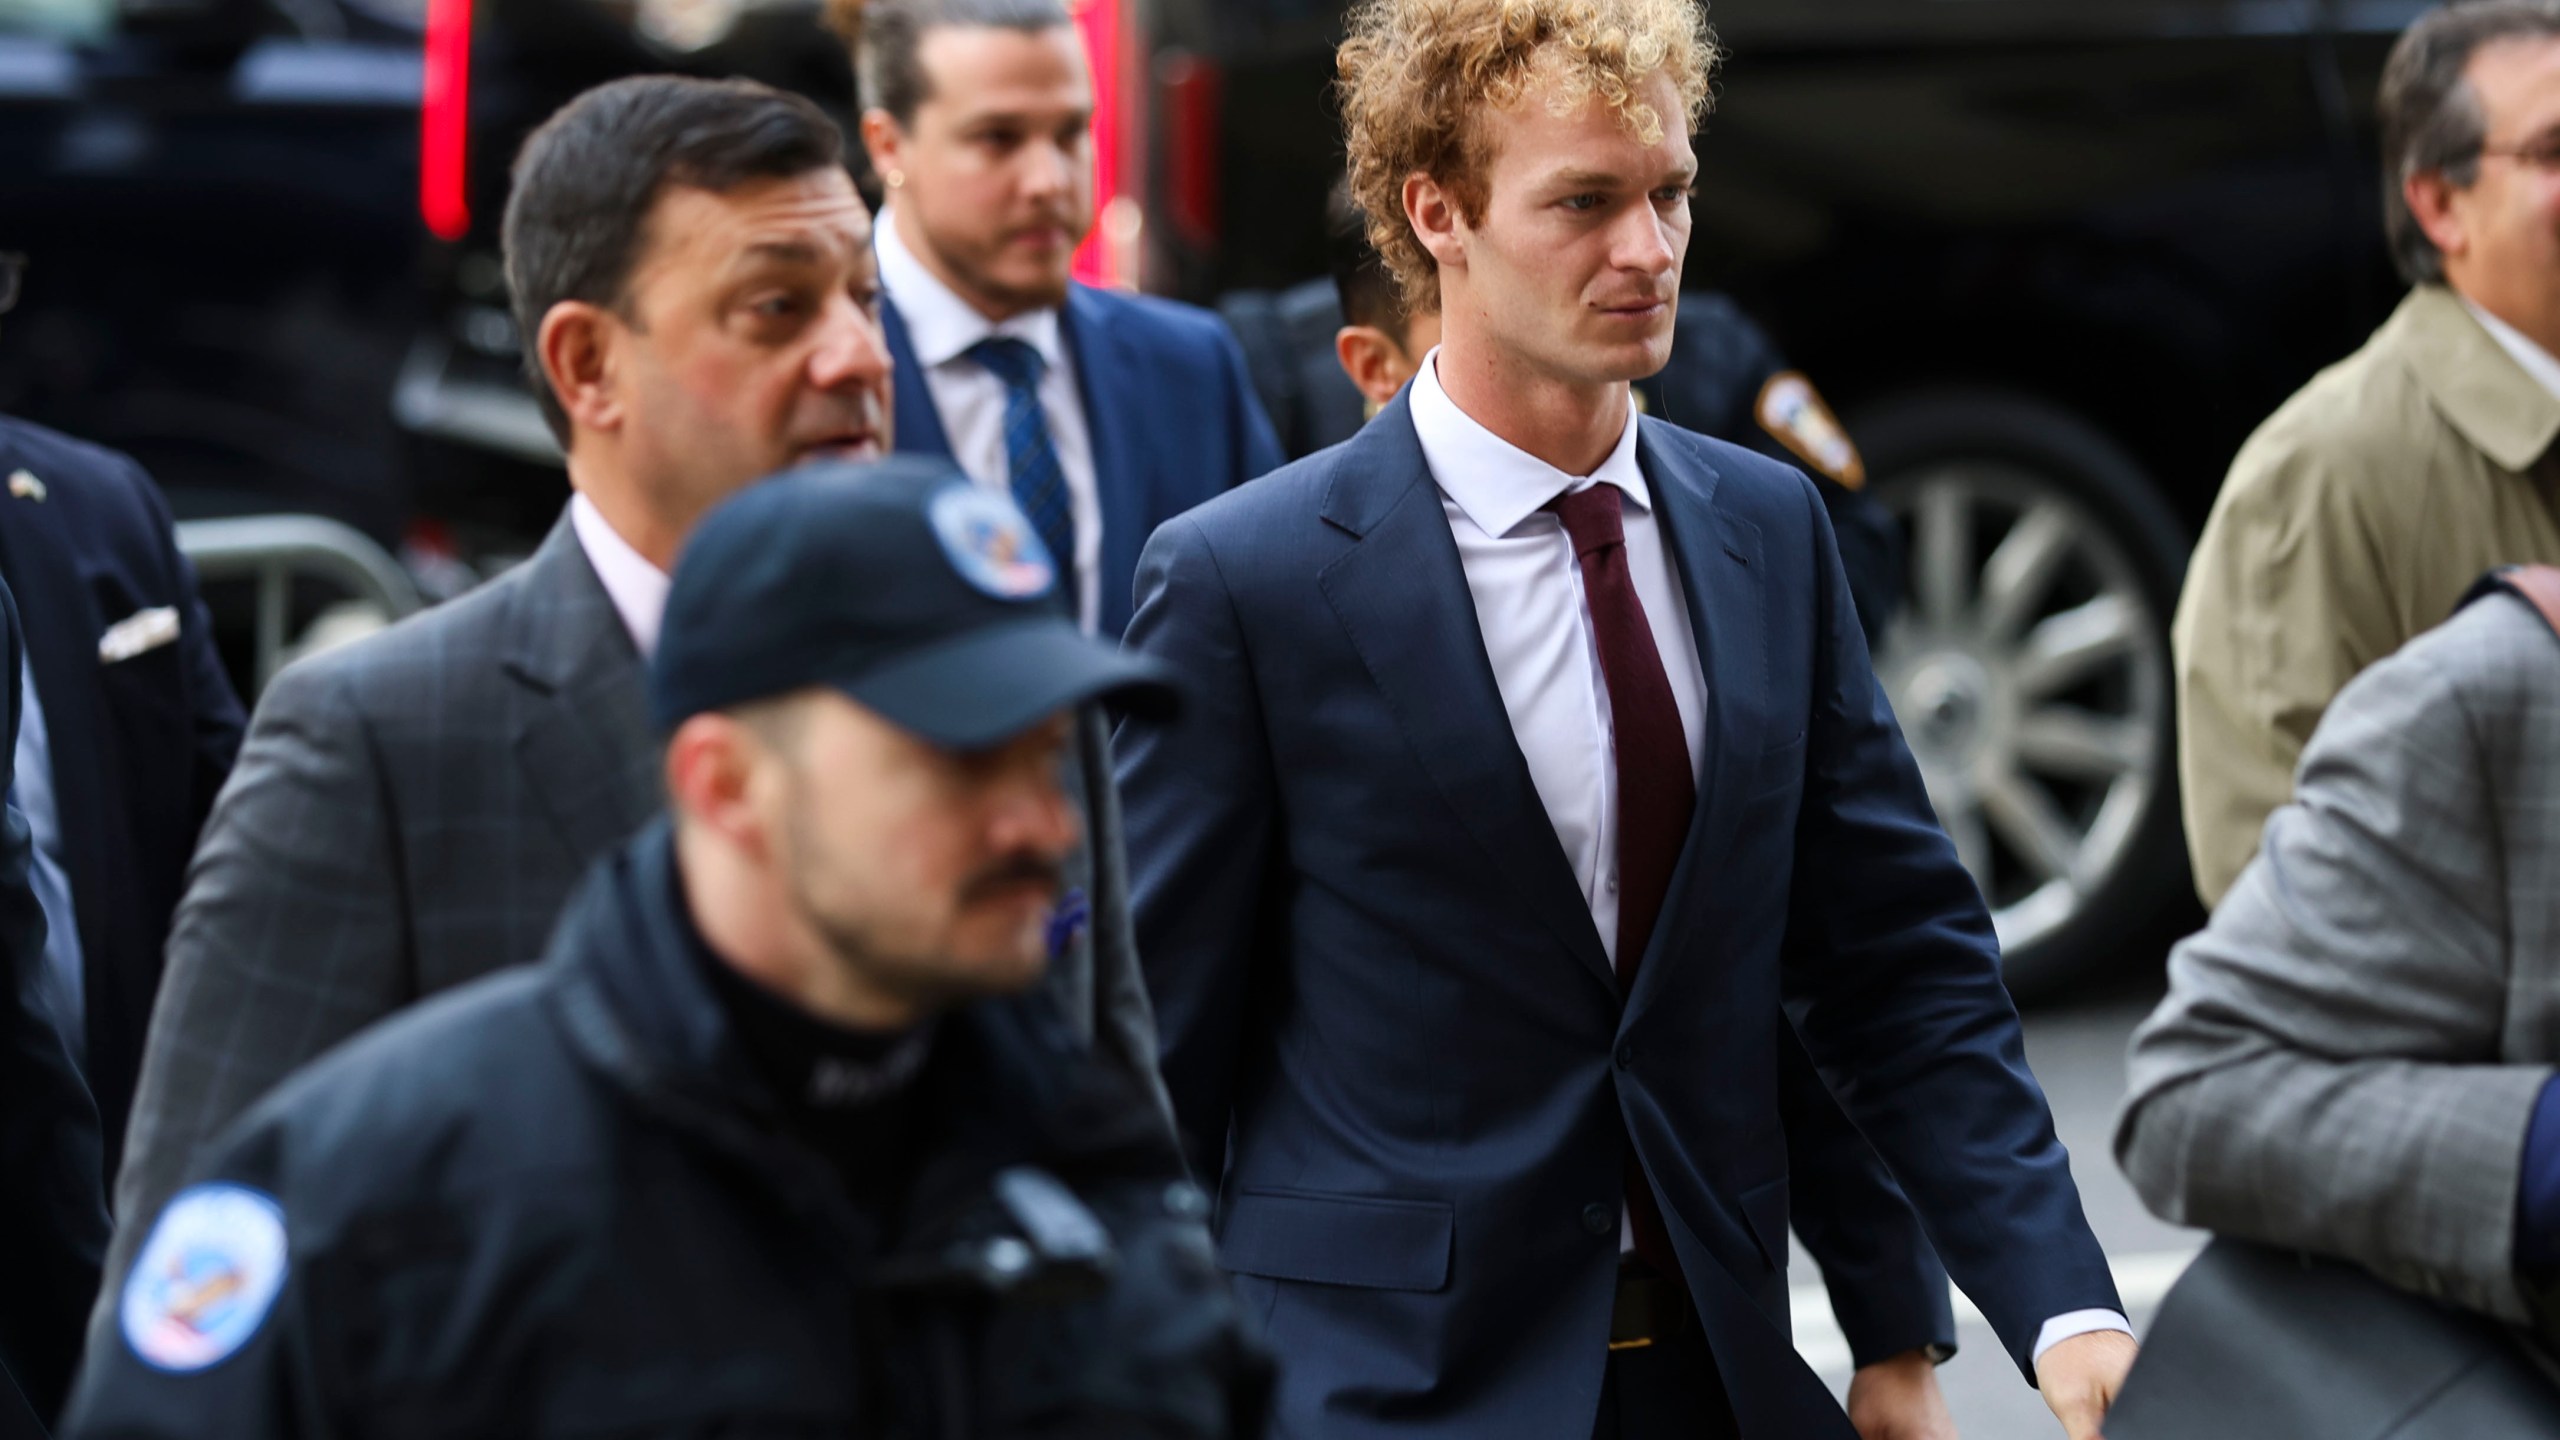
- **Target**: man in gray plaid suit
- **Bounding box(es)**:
[2118,573,2560,1331]
[99,77,1173,1331]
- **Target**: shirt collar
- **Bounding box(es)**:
[568,493,670,658]
[874,205,1065,372]
[1409,345,1649,538]
[2463,295,2560,405]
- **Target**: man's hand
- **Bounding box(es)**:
[1845,1348,1959,1440]
[2035,1329,2138,1440]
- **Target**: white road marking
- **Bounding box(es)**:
[1792,1246,2200,1375]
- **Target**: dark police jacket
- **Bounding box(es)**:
[64,822,1264,1440]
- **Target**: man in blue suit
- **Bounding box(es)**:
[0,257,244,1186]
[831,0,1283,639]
[1115,3,2137,1438]
[0,412,245,1186]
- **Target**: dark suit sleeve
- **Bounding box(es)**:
[1075,705,1177,1130]
[1779,1025,1957,1368]
[101,657,406,1337]
[122,454,245,827]
[0,577,110,1430]
[1776,476,2117,1380]
[1212,325,1285,489]
[1114,515,1276,1180]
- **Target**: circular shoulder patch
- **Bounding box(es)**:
[121,1183,290,1373]
[928,483,1057,601]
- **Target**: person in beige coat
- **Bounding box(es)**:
[2177,0,2560,906]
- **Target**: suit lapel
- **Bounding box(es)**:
[881,298,955,460]
[1062,287,1145,638]
[1627,421,1769,1016]
[1318,398,1616,995]
[0,453,118,1057]
[499,518,660,863]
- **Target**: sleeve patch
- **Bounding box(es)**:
[121,1183,290,1372]
[1754,371,1867,490]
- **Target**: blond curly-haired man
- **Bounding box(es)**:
[1116,1,2137,1436]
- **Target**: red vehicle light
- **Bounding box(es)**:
[1072,0,1129,288]
[421,0,473,241]
[1158,52,1221,253]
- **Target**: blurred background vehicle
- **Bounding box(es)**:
[0,0,2433,992]
[0,0,869,706]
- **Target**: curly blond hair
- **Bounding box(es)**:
[1338,0,1719,313]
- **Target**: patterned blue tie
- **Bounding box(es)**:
[967,337,1075,577]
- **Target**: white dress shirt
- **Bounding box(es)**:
[1410,350,2130,1364]
[2464,296,2560,402]
[1409,348,1705,964]
[876,211,1103,633]
[569,493,670,658]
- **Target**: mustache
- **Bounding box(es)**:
[958,852,1066,906]
[793,390,887,448]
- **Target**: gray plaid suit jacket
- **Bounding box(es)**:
[2118,589,2560,1325]
[99,514,1168,1325]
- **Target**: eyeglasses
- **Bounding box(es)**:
[2475,137,2560,170]
[0,253,20,317]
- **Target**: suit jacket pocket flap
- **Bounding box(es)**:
[1217,1189,1453,1292]
[1738,1175,1790,1272]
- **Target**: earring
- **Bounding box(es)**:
[885,169,904,189]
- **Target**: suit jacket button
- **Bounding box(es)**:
[1581,1202,1614,1236]
[1615,1041,1637,1070]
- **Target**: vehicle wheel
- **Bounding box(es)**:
[1851,390,2192,1001]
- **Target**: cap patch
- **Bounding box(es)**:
[1754,371,1867,490]
[121,1183,289,1373]
[929,484,1056,601]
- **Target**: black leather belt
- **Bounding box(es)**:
[1610,1260,1691,1352]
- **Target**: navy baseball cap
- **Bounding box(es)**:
[651,457,1179,747]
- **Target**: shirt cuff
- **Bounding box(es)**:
[2514,1074,2560,1274]
[2031,1309,2134,1364]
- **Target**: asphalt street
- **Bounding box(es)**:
[1789,960,2199,1439]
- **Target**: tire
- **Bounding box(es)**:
[1850,389,2194,1001]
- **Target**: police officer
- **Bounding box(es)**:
[62,458,1266,1439]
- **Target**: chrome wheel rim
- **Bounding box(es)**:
[1871,463,2170,958]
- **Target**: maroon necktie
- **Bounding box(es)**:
[1549,484,1695,1279]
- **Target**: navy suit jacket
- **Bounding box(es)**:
[883,283,1284,639]
[0,571,110,1438]
[1116,395,2117,1438]
[0,417,245,1182]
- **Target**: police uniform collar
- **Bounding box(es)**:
[545,821,1182,1179]
[2396,284,2560,474]
[547,821,770,1122]
[669,846,936,1117]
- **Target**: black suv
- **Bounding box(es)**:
[0,0,852,565]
